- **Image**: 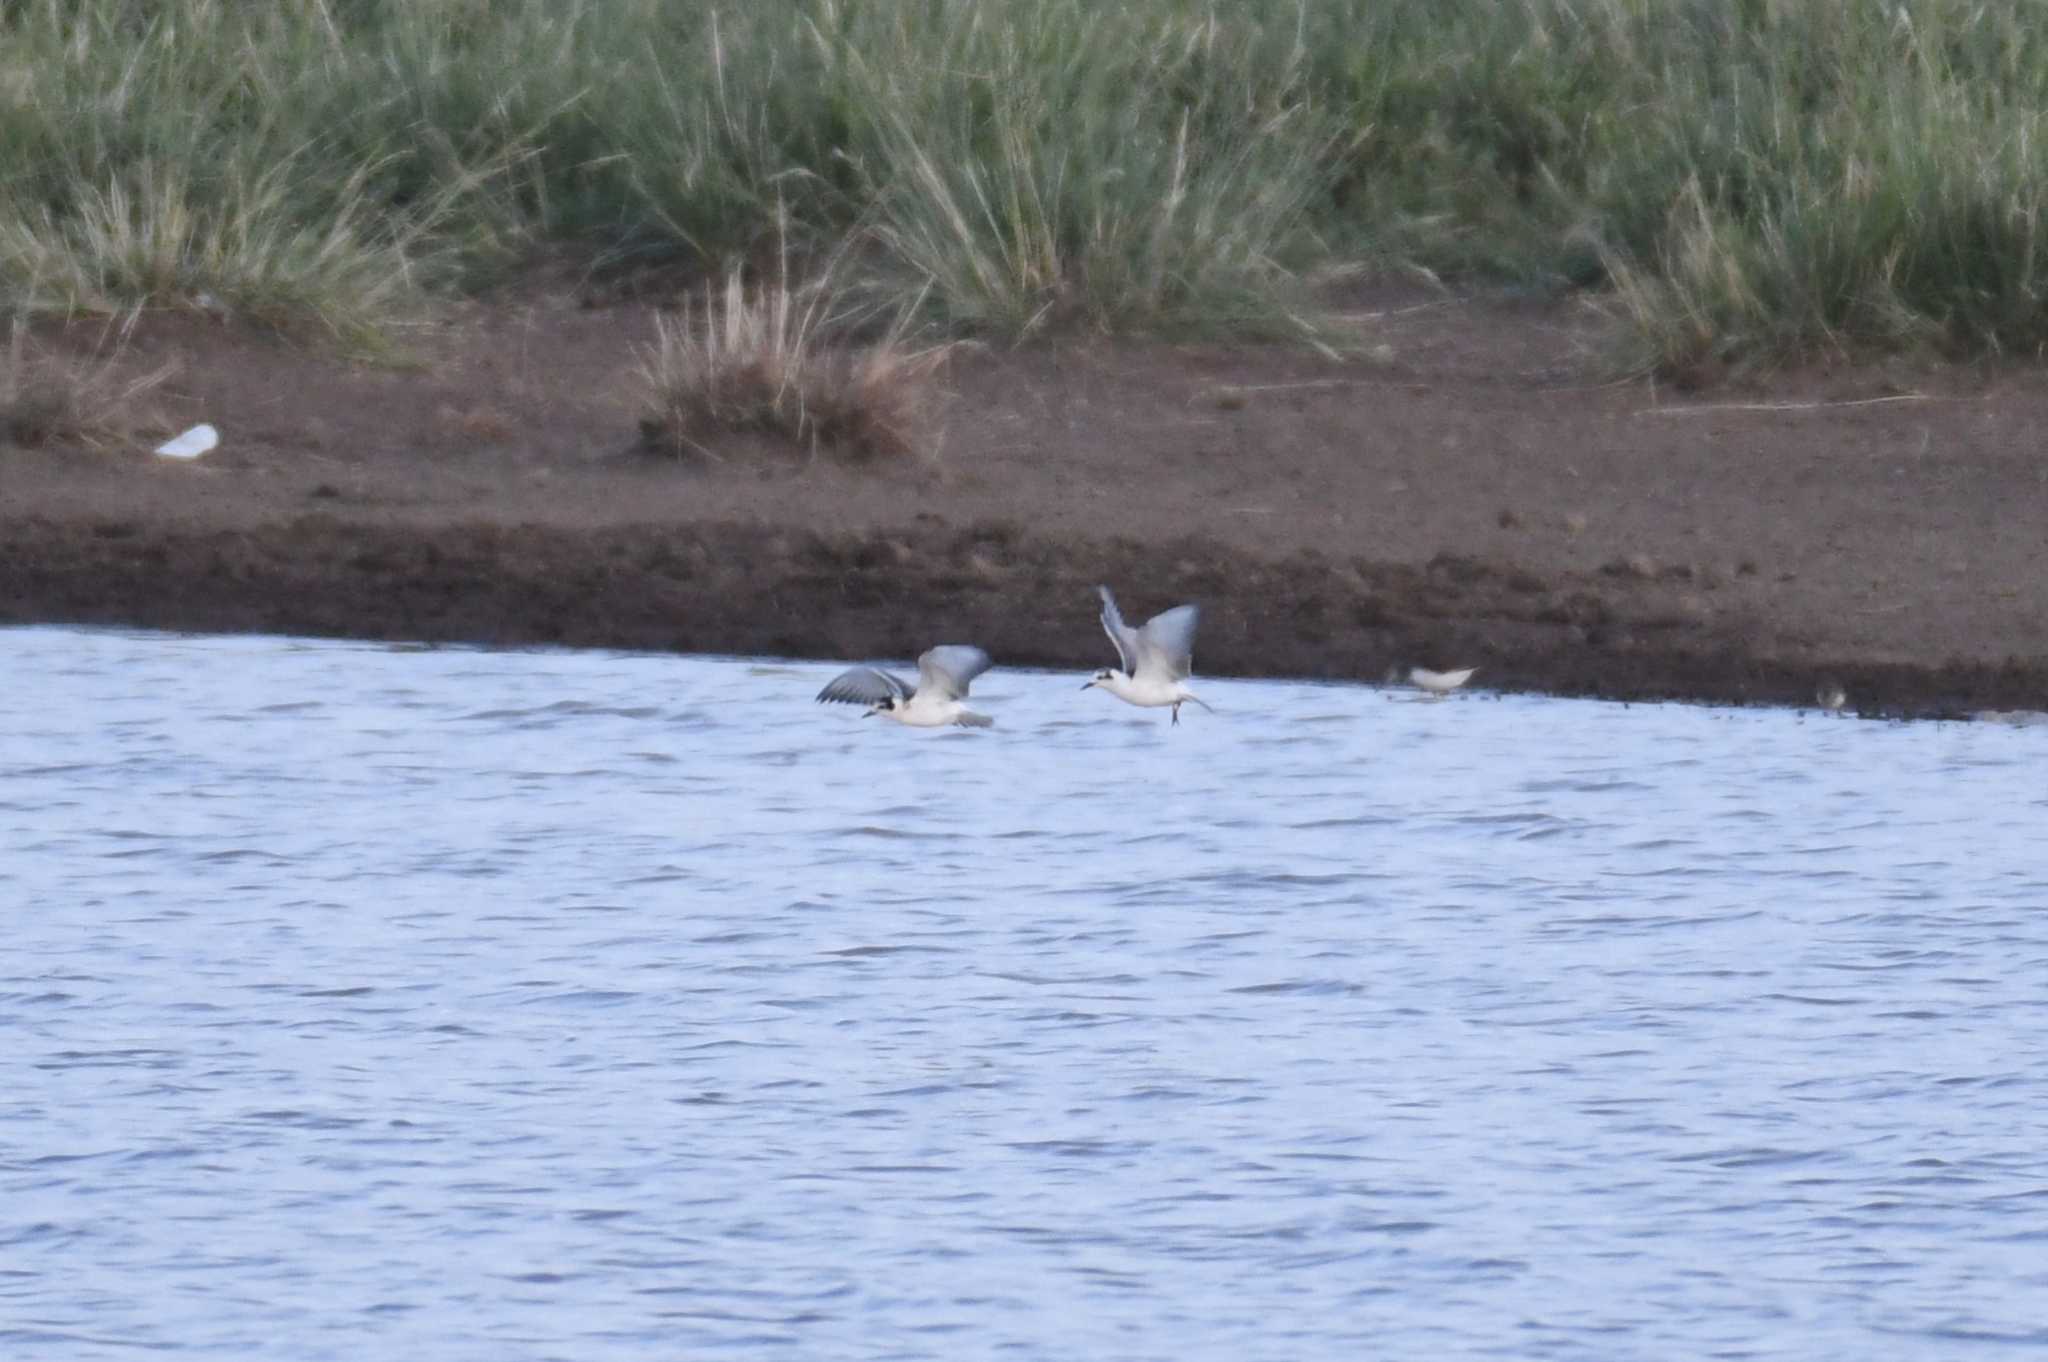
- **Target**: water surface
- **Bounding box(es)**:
[3,628,2045,1360]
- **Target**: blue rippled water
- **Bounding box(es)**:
[2,626,2045,1360]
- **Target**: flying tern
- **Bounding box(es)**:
[817,645,996,728]
[1083,586,1213,725]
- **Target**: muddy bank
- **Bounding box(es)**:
[4,284,2046,717]
[4,513,2039,719]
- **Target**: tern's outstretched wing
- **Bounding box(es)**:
[816,666,911,707]
[1136,603,1200,682]
[916,645,993,701]
[1096,585,1140,674]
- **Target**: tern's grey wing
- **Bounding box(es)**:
[1096,585,1139,673]
[1136,603,1200,681]
[816,666,910,707]
[916,645,993,701]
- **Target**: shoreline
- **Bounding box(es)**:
[5,290,2046,721]
[5,514,2041,722]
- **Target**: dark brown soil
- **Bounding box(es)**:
[5,281,2046,718]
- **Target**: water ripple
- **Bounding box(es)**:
[2,625,2045,1361]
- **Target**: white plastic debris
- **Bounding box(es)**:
[154,423,219,460]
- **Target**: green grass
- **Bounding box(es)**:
[7,0,2048,367]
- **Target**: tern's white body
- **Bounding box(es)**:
[1085,586,1212,725]
[1088,670,1198,711]
[879,692,986,728]
[1409,666,1477,697]
[816,645,996,729]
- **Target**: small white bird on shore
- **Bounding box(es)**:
[1409,666,1477,698]
[1083,586,1213,726]
[816,645,996,728]
[1975,709,2048,727]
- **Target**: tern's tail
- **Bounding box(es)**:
[955,710,995,729]
[1185,690,1216,714]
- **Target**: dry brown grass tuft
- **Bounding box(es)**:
[1,326,172,452]
[635,264,949,463]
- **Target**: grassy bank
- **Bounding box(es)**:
[5,0,2048,366]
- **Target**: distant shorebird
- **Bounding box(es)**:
[1083,586,1213,725]
[1815,679,1848,714]
[817,645,996,728]
[1408,666,1477,698]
